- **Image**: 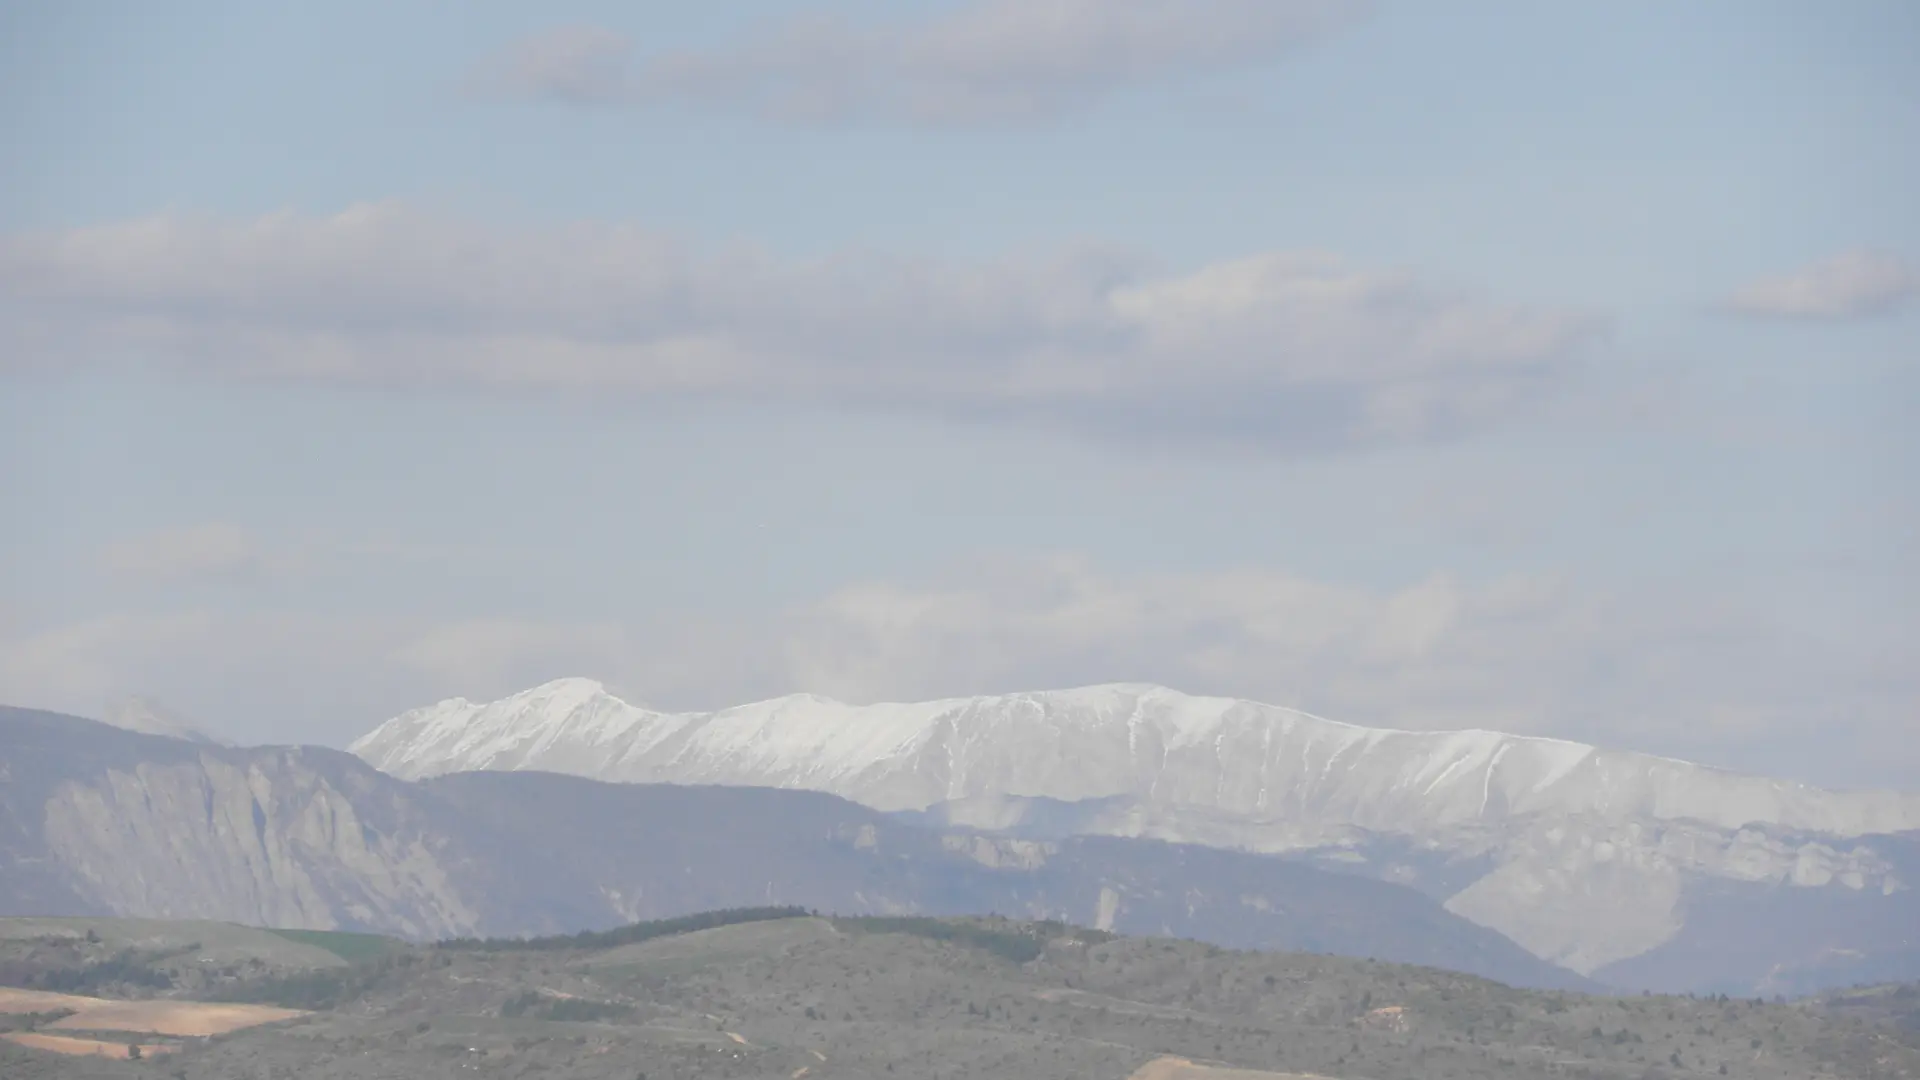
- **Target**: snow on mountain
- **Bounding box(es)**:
[351,678,1920,840]
[352,680,1920,976]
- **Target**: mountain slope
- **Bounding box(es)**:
[1591,830,1920,996]
[349,679,1920,985]
[0,705,1587,990]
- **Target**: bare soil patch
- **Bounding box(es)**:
[1125,1056,1334,1080]
[0,986,305,1036]
[47,999,305,1036]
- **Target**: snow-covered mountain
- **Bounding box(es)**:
[352,678,1917,837]
[350,678,1920,978]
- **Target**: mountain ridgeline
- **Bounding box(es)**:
[0,705,1584,991]
[346,679,1920,993]
[6,682,1918,998]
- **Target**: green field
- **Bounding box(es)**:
[262,928,401,964]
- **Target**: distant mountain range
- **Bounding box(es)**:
[0,704,1586,992]
[348,678,1920,993]
[5,680,1915,997]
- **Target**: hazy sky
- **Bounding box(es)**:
[2,0,1915,789]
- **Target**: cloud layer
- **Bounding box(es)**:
[0,202,1603,449]
[469,1,1370,125]
[1724,250,1918,320]
[4,555,1910,787]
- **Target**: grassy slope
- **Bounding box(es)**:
[0,917,348,970]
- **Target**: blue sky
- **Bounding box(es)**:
[1,0,1915,789]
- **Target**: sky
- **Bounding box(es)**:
[1,0,1915,790]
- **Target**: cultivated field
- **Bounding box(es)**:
[0,986,305,1035]
[0,988,98,1013]
[1,1032,171,1059]
[43,998,305,1036]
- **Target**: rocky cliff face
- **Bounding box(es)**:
[2,707,480,938]
[40,752,477,938]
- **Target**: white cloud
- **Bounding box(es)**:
[0,203,1603,450]
[469,1,1369,125]
[1724,250,1918,320]
[769,559,1640,732]
[100,523,263,582]
[4,556,1912,787]
[688,558,1920,784]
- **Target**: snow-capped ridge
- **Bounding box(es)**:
[346,678,1920,981]
[349,679,1920,842]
